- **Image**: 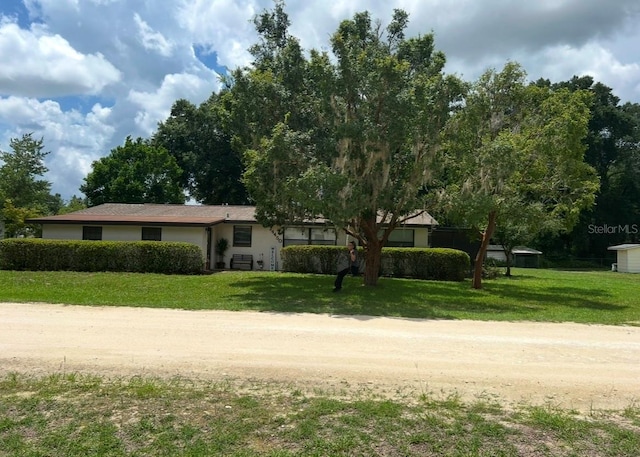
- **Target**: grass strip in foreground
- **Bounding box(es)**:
[1,373,639,457]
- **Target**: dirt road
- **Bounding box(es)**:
[1,302,638,410]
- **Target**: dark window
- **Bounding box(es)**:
[142,227,162,241]
[386,229,414,247]
[233,225,252,247]
[82,226,102,240]
[283,227,308,247]
[310,228,336,245]
[283,227,336,247]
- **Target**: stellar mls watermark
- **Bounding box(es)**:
[588,224,639,235]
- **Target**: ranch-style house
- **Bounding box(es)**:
[28,203,437,271]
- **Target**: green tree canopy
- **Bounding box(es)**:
[80,136,185,206]
[153,95,249,204]
[439,63,599,288]
[0,134,51,208]
[228,3,464,285]
[0,133,53,237]
[533,77,640,259]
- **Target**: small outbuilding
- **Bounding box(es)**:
[607,244,640,273]
[486,245,542,268]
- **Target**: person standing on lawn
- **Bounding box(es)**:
[333,241,359,292]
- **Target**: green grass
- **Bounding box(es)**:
[1,373,638,457]
[1,268,639,324]
[2,271,638,454]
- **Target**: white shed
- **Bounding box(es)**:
[486,244,542,268]
[607,244,640,273]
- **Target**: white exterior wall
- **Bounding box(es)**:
[41,224,209,264]
[617,249,640,273]
[413,227,429,247]
[616,251,629,273]
[42,224,82,239]
[213,223,283,270]
[102,226,141,241]
[628,249,640,273]
[162,227,208,255]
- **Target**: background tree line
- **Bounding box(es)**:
[2,1,639,286]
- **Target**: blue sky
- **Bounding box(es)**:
[1,0,640,200]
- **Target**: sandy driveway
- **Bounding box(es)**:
[1,302,638,411]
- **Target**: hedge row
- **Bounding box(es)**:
[380,247,470,281]
[281,245,470,281]
[0,238,204,274]
[281,246,344,275]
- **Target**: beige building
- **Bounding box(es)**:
[28,203,436,271]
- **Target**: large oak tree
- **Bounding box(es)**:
[440,63,599,289]
[228,3,464,285]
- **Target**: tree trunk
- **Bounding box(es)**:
[505,252,512,277]
[363,238,382,286]
[472,210,497,289]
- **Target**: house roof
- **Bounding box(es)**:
[396,211,438,227]
[27,203,437,227]
[607,243,640,251]
[27,203,256,227]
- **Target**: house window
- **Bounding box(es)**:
[233,225,252,247]
[310,228,336,245]
[283,227,336,247]
[386,229,414,247]
[142,227,162,241]
[82,226,102,240]
[283,227,308,246]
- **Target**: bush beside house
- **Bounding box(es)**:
[0,238,204,274]
[282,245,469,281]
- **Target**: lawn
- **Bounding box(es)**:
[2,269,639,455]
[0,268,638,325]
[1,373,638,457]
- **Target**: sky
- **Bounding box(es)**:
[1,0,640,201]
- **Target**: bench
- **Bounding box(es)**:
[230,254,253,270]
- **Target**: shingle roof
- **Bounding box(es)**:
[27,203,256,226]
[27,203,437,227]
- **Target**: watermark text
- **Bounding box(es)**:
[588,224,639,235]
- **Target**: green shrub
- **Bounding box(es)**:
[0,238,204,274]
[282,245,469,281]
[380,248,469,281]
[281,245,343,274]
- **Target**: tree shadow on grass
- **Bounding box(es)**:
[222,273,627,322]
[226,275,432,317]
[484,278,627,311]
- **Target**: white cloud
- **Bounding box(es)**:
[176,0,257,68]
[134,13,175,57]
[0,95,116,197]
[532,43,640,103]
[128,71,221,134]
[0,19,121,98]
